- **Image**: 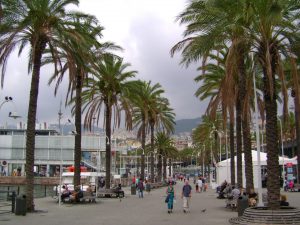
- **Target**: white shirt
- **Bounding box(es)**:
[197,179,203,187]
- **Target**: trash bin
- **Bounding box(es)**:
[15,195,26,216]
[131,184,136,195]
[237,196,248,217]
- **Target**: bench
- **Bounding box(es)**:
[80,192,96,203]
[287,183,300,192]
[226,197,238,210]
[97,188,124,198]
[56,191,96,203]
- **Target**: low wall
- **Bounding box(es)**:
[0,176,59,185]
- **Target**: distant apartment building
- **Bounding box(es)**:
[172,134,193,151]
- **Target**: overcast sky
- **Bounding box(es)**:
[0,0,207,127]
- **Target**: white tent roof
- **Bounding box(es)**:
[217,150,296,167]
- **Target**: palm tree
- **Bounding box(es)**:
[132,81,175,182]
[82,54,137,189]
[0,0,87,212]
[48,16,104,187]
[170,0,250,189]
[148,97,175,182]
[248,0,298,209]
[131,80,164,181]
[154,132,177,181]
[194,48,237,185]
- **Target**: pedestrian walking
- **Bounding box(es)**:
[181,180,192,213]
[166,181,175,213]
[197,178,203,192]
[137,179,144,198]
[145,180,151,194]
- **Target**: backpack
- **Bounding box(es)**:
[138,182,144,190]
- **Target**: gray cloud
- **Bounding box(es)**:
[0,0,207,128]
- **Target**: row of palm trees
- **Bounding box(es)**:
[127,132,178,182]
[0,0,176,212]
[171,0,300,210]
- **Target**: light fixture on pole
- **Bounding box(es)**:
[0,96,13,110]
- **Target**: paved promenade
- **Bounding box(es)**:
[1,181,300,225]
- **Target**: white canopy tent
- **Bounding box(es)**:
[216,150,297,188]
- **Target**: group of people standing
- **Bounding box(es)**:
[195,176,207,193]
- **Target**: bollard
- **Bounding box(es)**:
[131,184,136,195]
[237,195,249,217]
[15,195,27,216]
[11,191,16,213]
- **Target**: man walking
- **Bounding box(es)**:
[137,179,144,198]
[181,180,192,213]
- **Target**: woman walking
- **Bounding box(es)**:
[166,182,175,213]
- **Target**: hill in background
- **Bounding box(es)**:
[174,117,202,135]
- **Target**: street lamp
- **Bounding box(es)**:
[252,56,263,207]
[0,96,13,110]
[146,151,153,179]
[278,116,285,189]
[202,144,205,177]
[209,129,215,187]
[58,119,72,207]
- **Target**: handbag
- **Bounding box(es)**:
[165,194,170,203]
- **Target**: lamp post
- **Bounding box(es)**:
[146,151,153,178]
[278,116,285,189]
[58,119,72,207]
[209,129,215,187]
[202,144,205,177]
[252,57,263,207]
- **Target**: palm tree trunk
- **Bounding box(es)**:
[105,102,112,189]
[168,158,172,177]
[293,94,300,182]
[157,154,162,181]
[141,117,146,180]
[25,39,46,212]
[237,47,254,193]
[150,123,155,183]
[229,107,236,185]
[163,157,167,179]
[73,73,82,187]
[263,51,280,209]
[242,113,254,193]
[291,59,300,182]
[236,98,243,188]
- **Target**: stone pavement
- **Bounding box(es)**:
[1,181,300,225]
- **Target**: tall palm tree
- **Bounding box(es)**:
[170,0,250,188]
[0,0,87,212]
[132,81,175,182]
[155,132,178,180]
[154,132,177,181]
[48,16,104,187]
[148,97,175,182]
[248,0,298,209]
[194,48,237,185]
[131,80,164,181]
[82,54,137,189]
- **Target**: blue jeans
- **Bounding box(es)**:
[139,190,144,198]
[168,195,174,209]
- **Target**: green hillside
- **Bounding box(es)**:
[174,117,202,134]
